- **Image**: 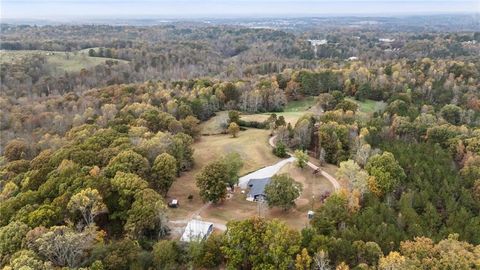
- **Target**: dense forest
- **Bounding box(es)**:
[0,15,479,269]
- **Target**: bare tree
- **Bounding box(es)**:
[313,250,332,270]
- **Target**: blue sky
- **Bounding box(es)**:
[2,0,479,20]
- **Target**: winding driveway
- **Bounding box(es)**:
[269,135,341,191]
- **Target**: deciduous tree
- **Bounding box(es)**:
[336,160,369,195]
[294,149,309,169]
[125,189,169,240]
[152,153,177,196]
[68,188,107,226]
[365,152,405,197]
[222,217,300,269]
[265,173,302,211]
[196,161,229,203]
[228,122,240,138]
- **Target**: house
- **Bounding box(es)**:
[307,39,328,46]
[246,178,271,202]
[180,219,214,242]
[379,38,395,43]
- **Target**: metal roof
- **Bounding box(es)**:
[180,219,213,242]
[247,178,271,198]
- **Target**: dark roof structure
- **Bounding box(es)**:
[247,178,271,199]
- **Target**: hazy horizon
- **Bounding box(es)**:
[2,0,479,21]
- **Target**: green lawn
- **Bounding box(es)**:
[346,97,386,114]
[0,50,128,75]
[283,96,316,112]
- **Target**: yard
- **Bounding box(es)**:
[167,128,279,221]
[167,128,335,230]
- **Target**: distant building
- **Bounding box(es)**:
[180,219,214,242]
[246,178,271,201]
[347,56,359,61]
[379,38,395,43]
[308,39,328,46]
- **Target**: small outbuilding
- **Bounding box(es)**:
[246,178,271,202]
[168,199,179,208]
[180,219,214,242]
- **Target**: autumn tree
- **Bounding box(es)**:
[294,118,312,149]
[152,240,181,270]
[276,115,286,127]
[336,160,369,195]
[311,192,350,235]
[180,115,201,139]
[365,152,406,197]
[0,221,30,265]
[294,149,309,169]
[228,122,240,138]
[152,153,177,196]
[440,104,462,125]
[265,173,302,211]
[110,172,148,220]
[222,217,300,269]
[68,188,107,226]
[125,188,169,240]
[318,122,350,164]
[34,225,102,268]
[228,110,240,124]
[295,248,312,270]
[7,249,48,270]
[313,250,332,270]
[273,141,288,158]
[221,152,244,189]
[196,160,229,203]
[105,150,150,179]
[4,139,29,162]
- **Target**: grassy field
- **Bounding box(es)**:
[240,111,308,126]
[0,50,128,75]
[199,98,318,135]
[167,128,279,220]
[199,111,229,135]
[167,128,335,230]
[283,96,316,112]
[240,97,320,126]
[346,97,387,114]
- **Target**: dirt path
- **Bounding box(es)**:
[269,135,341,191]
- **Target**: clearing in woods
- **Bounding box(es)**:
[240,97,320,126]
[167,128,336,230]
[0,49,128,75]
[199,111,229,135]
[346,97,387,115]
[198,97,318,135]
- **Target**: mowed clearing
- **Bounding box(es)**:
[167,128,279,220]
[200,160,335,230]
[199,111,229,135]
[0,50,128,75]
[240,97,321,126]
[346,98,387,115]
[167,128,335,230]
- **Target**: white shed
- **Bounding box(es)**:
[180,219,214,242]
